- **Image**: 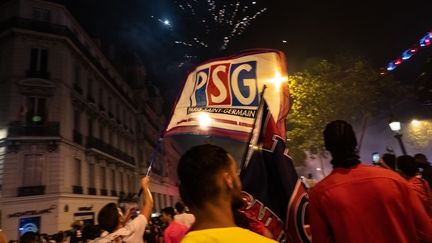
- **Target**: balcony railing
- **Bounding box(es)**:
[88,187,97,195]
[111,190,117,196]
[86,136,135,165]
[17,185,45,196]
[26,70,50,79]
[100,189,108,196]
[8,121,59,137]
[73,185,83,194]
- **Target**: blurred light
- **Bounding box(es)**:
[197,112,212,129]
[411,119,421,126]
[420,34,430,47]
[269,71,288,90]
[389,121,401,132]
[282,40,287,43]
[394,58,402,65]
[0,128,6,139]
[252,1,257,4]
[402,49,413,60]
[163,19,170,25]
[316,168,322,171]
[387,62,397,71]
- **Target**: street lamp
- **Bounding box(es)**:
[388,121,407,155]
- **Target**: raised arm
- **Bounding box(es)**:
[140,176,154,220]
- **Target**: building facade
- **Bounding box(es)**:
[0,0,179,239]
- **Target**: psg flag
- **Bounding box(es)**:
[164,49,310,242]
[240,97,310,243]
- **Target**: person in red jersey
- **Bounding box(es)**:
[161,207,189,243]
[309,120,432,243]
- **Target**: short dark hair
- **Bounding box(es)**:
[177,144,231,208]
[397,155,418,177]
[175,201,185,213]
[98,203,119,233]
[161,207,176,218]
[20,232,38,243]
[382,153,396,170]
[414,153,428,163]
[82,224,101,240]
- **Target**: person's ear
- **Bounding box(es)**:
[224,172,234,189]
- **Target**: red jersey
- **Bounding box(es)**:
[309,164,432,243]
[163,221,188,243]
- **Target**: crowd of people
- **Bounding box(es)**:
[2,119,432,243]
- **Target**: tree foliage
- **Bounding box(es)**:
[287,56,406,152]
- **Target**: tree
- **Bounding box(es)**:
[286,56,406,153]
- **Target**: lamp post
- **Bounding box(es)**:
[388,121,407,155]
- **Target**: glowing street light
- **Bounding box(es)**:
[388,120,407,155]
[411,119,421,126]
[389,121,401,133]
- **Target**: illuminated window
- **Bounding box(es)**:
[26,97,46,124]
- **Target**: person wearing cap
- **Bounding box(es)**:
[309,120,432,243]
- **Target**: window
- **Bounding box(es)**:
[88,118,93,137]
[26,97,46,124]
[109,129,113,145]
[29,48,48,73]
[87,78,94,100]
[100,167,106,189]
[116,104,120,121]
[32,8,51,22]
[99,124,105,141]
[74,64,81,88]
[98,88,104,108]
[73,110,81,131]
[74,158,81,186]
[119,172,124,192]
[23,154,43,186]
[111,169,116,190]
[108,96,112,114]
[88,163,95,188]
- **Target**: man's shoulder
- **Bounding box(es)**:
[311,164,406,194]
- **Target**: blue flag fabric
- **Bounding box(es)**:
[240,101,311,243]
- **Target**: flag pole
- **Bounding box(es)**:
[137,137,163,197]
[240,85,267,171]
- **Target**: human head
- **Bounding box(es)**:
[323,120,360,168]
[98,203,124,233]
[160,207,176,223]
[382,153,396,170]
[397,155,418,177]
[175,201,185,214]
[177,144,242,210]
[82,224,101,241]
[19,232,38,243]
[414,153,429,168]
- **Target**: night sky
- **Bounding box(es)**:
[60,0,432,103]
